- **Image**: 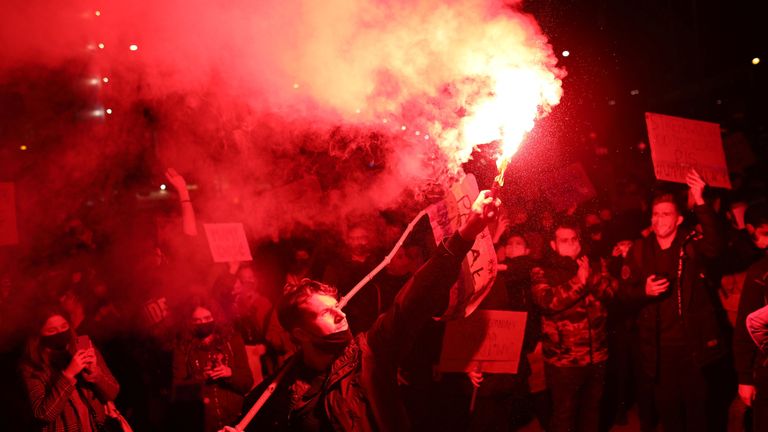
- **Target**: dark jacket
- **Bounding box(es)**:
[244,232,475,431]
[172,332,253,432]
[531,254,617,367]
[734,256,768,385]
[620,204,725,377]
[20,348,120,432]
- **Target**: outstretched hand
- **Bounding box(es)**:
[459,191,501,241]
[165,168,188,194]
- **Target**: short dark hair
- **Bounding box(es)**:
[550,217,581,241]
[277,279,338,332]
[746,202,768,228]
[499,230,528,247]
[651,191,682,214]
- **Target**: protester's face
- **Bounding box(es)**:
[505,236,529,259]
[41,315,70,336]
[237,267,257,284]
[292,250,311,272]
[748,223,768,249]
[301,294,348,336]
[651,202,683,239]
[191,307,214,325]
[346,227,371,258]
[551,228,581,259]
[59,291,81,314]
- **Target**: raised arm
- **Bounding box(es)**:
[165,168,198,237]
[366,191,500,362]
[687,169,723,258]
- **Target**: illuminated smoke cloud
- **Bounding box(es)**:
[0,0,563,240]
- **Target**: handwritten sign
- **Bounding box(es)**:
[541,163,596,212]
[438,310,528,374]
[0,182,19,246]
[426,174,497,320]
[203,223,253,263]
[645,112,731,189]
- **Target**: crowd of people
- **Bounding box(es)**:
[1,162,768,432]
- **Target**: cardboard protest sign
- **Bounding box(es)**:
[438,310,528,374]
[426,174,498,320]
[645,112,731,189]
[203,223,253,263]
[541,163,596,212]
[0,182,19,246]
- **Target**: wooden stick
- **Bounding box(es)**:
[339,209,427,309]
[234,357,296,431]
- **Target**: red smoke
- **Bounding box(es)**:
[0,0,563,241]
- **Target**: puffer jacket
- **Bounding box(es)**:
[531,255,617,367]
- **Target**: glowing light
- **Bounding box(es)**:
[355,108,361,114]
[461,66,562,186]
[608,100,616,106]
[105,108,113,114]
[424,135,429,140]
[293,83,300,89]
[753,57,761,65]
[94,10,101,17]
[401,125,407,131]
[562,50,570,57]
[382,119,388,124]
[88,78,100,85]
[160,184,167,191]
[91,109,105,117]
[97,43,105,49]
[129,44,138,51]
[19,145,28,151]
[102,77,109,83]
[630,89,640,96]
[415,131,420,136]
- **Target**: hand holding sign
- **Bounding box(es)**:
[686,168,706,206]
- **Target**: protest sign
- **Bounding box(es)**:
[426,174,498,320]
[541,163,596,212]
[645,112,731,189]
[203,223,253,263]
[438,310,528,374]
[0,182,19,246]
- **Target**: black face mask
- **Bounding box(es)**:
[310,329,352,355]
[193,322,216,339]
[41,331,72,351]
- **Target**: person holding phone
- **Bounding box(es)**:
[619,169,726,432]
[172,297,253,432]
[19,306,120,432]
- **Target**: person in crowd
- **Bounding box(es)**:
[531,219,618,432]
[733,202,768,431]
[463,231,549,432]
[220,191,500,431]
[620,169,726,432]
[172,297,253,432]
[321,220,383,333]
[19,306,120,432]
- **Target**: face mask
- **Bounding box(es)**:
[310,329,352,355]
[193,322,216,339]
[41,331,72,351]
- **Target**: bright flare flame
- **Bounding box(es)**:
[460,66,563,184]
